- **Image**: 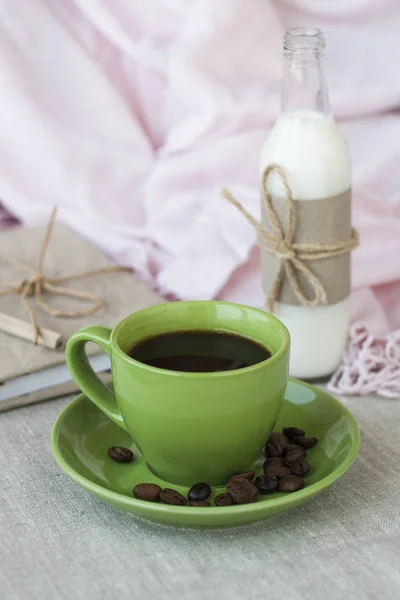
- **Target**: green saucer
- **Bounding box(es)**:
[50,379,359,528]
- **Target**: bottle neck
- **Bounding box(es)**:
[281,28,330,116]
[281,56,330,115]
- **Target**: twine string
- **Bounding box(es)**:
[0,207,129,344]
[222,164,359,312]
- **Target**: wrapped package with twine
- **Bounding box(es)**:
[0,213,164,409]
[0,218,163,384]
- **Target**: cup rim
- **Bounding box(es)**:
[111,300,290,379]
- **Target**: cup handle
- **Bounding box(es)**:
[65,325,127,432]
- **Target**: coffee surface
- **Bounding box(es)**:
[127,330,270,373]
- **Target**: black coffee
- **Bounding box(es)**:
[127,330,270,373]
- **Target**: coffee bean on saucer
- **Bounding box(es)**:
[264,465,291,478]
[279,475,304,493]
[214,493,235,507]
[300,460,311,475]
[133,483,161,502]
[289,462,303,478]
[229,470,255,482]
[263,457,284,472]
[282,443,304,455]
[283,427,306,439]
[293,436,318,449]
[265,442,283,458]
[290,461,311,478]
[189,501,211,507]
[160,488,187,505]
[255,474,278,494]
[107,446,134,463]
[188,482,211,502]
[268,432,289,446]
[284,448,306,465]
[227,478,258,504]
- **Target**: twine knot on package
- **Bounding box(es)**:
[222,164,359,313]
[0,207,129,347]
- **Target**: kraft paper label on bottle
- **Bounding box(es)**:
[261,189,352,306]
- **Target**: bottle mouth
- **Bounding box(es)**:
[284,27,325,57]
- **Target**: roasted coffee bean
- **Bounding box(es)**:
[227,477,258,504]
[265,442,283,458]
[188,482,211,502]
[300,460,311,475]
[189,500,211,507]
[264,465,291,478]
[107,446,134,463]
[293,436,318,449]
[133,483,161,502]
[279,474,304,493]
[283,427,306,439]
[255,474,278,494]
[282,443,304,455]
[214,493,235,507]
[289,462,303,478]
[229,470,255,482]
[290,460,311,478]
[284,448,306,465]
[160,488,187,505]
[268,432,289,446]
[263,457,284,472]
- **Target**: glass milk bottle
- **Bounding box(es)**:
[260,28,352,378]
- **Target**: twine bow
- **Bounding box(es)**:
[0,207,130,344]
[222,164,359,313]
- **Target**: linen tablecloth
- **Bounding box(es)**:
[1,393,399,600]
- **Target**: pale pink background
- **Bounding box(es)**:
[1,1,400,390]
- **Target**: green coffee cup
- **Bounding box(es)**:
[65,301,290,486]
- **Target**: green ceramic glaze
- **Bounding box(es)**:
[50,379,360,528]
[65,301,290,486]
